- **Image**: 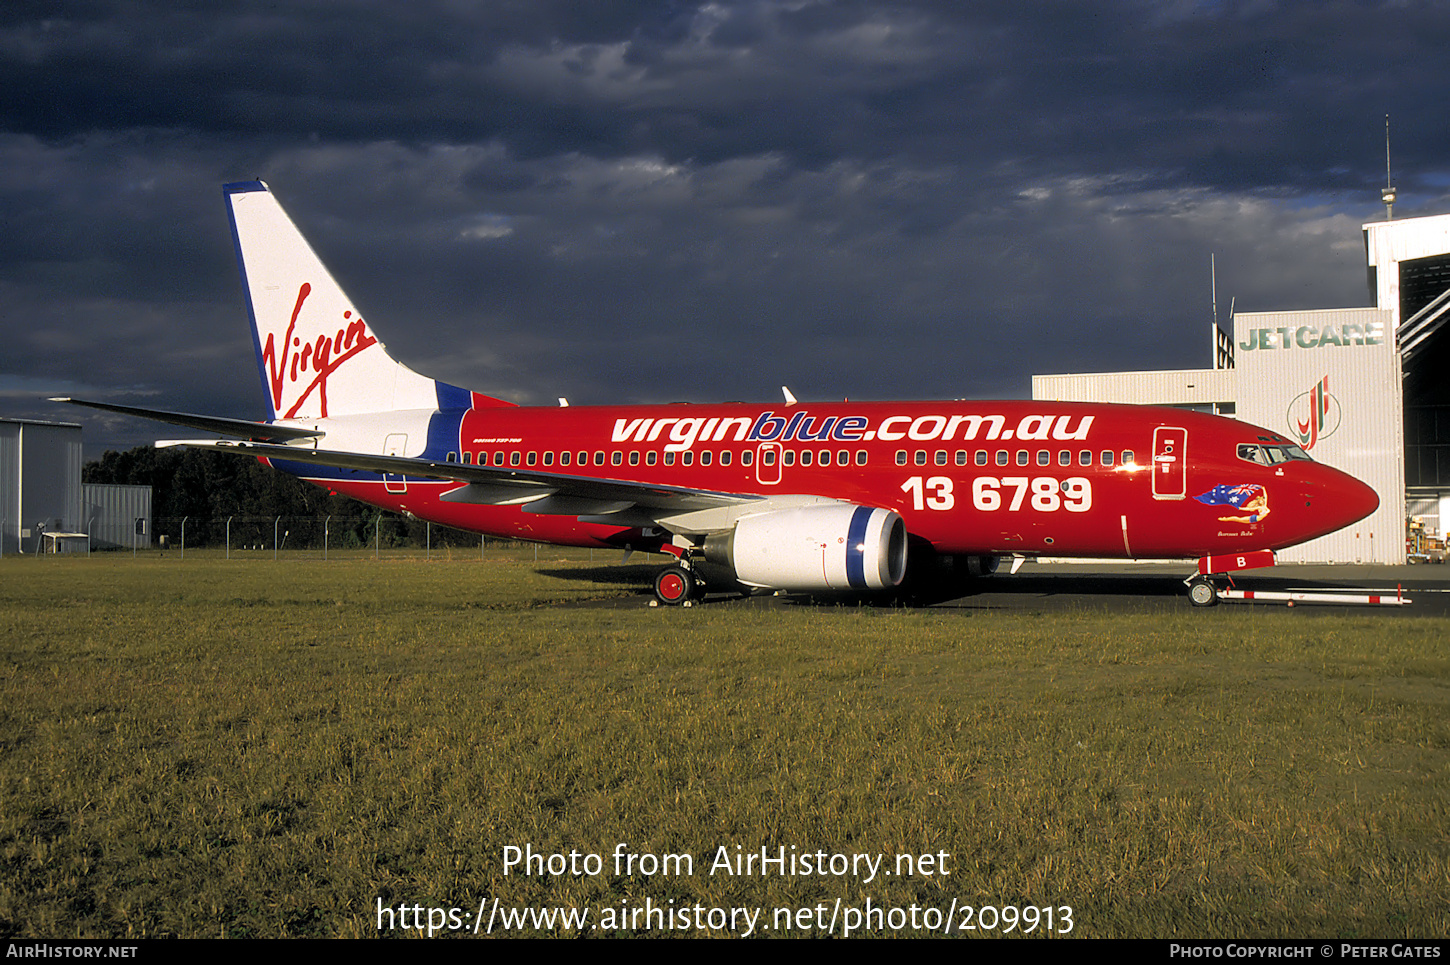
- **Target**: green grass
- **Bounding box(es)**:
[1,555,1447,937]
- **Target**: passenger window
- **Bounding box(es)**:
[611,451,622,466]
[839,450,850,465]
[542,452,553,467]
[818,450,830,467]
[896,450,908,466]
[1036,450,1049,466]
[996,450,1008,466]
[1016,450,1028,466]
[800,450,813,467]
[1058,451,1071,466]
[510,452,521,467]
[446,452,457,463]
[856,451,867,466]
[646,451,657,466]
[742,450,754,467]
[720,451,731,466]
[761,450,773,467]
[783,451,795,466]
[935,450,948,466]
[682,451,693,466]
[975,450,988,466]
[915,451,927,466]
[1122,450,1135,466]
[664,452,676,466]
[1101,450,1114,467]
[629,451,640,466]
[700,451,712,466]
[594,451,605,466]
[1079,450,1092,466]
[560,451,571,467]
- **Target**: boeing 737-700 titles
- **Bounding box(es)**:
[57,182,1379,607]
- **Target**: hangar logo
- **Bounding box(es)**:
[1286,376,1341,452]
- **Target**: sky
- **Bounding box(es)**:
[4,0,1449,456]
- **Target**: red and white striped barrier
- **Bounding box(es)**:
[1217,586,1411,607]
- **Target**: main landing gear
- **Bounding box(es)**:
[652,565,698,606]
[652,557,714,607]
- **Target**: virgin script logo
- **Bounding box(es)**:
[262,283,378,418]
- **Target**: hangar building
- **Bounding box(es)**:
[1033,212,1450,565]
[1,417,84,554]
[1,417,152,553]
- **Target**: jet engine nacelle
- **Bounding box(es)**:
[704,505,907,592]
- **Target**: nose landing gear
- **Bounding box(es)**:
[1186,576,1220,607]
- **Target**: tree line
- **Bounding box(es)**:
[84,446,482,549]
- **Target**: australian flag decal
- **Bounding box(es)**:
[1194,483,1264,508]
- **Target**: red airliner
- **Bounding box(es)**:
[57,182,1379,607]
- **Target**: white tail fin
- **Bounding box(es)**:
[226,181,472,420]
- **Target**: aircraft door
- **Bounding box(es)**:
[1152,427,1187,500]
[756,443,782,485]
[383,433,408,493]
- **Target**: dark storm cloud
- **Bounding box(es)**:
[2,1,1447,454]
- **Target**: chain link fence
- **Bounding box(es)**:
[143,514,513,558]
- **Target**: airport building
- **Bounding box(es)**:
[1034,212,1450,565]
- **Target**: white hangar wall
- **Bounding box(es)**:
[1233,307,1403,563]
[1032,368,1236,409]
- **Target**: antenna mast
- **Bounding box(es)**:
[1382,114,1396,220]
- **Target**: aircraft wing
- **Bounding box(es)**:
[51,398,323,443]
[158,438,762,514]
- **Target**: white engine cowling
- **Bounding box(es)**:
[703,505,907,592]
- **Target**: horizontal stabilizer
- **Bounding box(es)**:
[51,398,323,442]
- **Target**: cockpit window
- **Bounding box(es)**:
[1237,443,1312,465]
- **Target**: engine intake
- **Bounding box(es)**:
[703,505,907,592]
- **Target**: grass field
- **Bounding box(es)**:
[1,552,1447,938]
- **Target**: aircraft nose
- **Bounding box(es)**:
[1349,475,1379,521]
[1315,466,1379,532]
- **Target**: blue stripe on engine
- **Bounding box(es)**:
[845,506,872,589]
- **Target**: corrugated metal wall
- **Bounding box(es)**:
[84,483,153,551]
[0,419,83,554]
[0,423,18,555]
[1033,368,1236,407]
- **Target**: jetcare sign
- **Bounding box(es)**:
[1237,320,1385,351]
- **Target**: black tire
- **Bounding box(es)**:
[1188,578,1218,608]
[654,566,695,606]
